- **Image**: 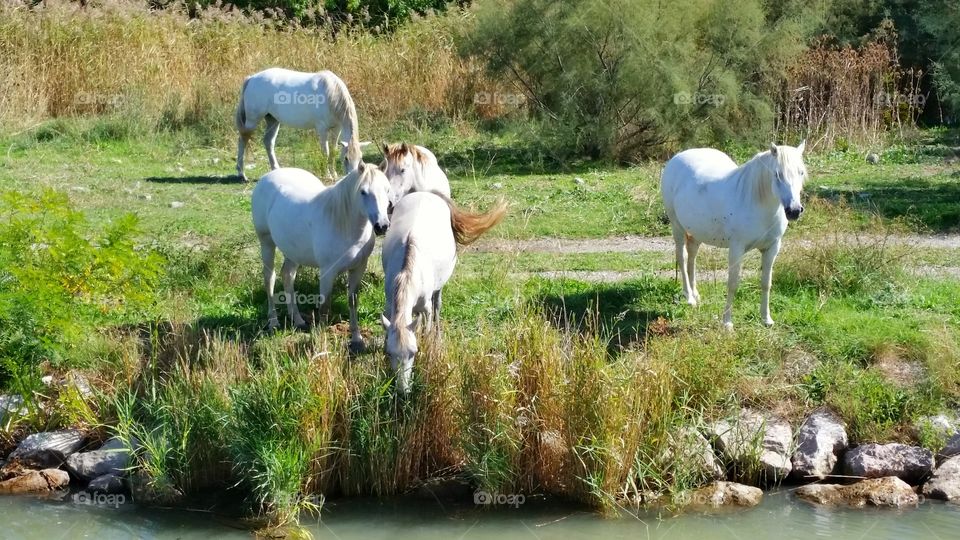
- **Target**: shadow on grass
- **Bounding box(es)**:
[146,175,242,185]
[436,142,601,177]
[532,276,679,352]
[813,178,960,232]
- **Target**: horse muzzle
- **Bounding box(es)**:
[785,205,804,221]
[374,223,389,236]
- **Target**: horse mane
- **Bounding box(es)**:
[734,152,776,205]
[323,72,360,146]
[323,165,370,233]
[391,235,417,349]
[385,143,430,166]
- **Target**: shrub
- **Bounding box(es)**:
[0,189,162,388]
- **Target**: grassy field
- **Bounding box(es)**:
[1,121,959,526]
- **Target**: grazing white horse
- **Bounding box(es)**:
[380,143,451,210]
[661,142,807,330]
[382,192,506,393]
[252,163,390,350]
[236,68,370,181]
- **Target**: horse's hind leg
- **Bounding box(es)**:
[346,265,366,353]
[316,124,333,180]
[685,234,702,305]
[280,258,307,330]
[722,244,746,331]
[759,240,781,327]
[263,115,281,170]
[671,224,695,306]
[259,234,280,330]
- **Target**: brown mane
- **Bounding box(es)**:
[384,142,429,165]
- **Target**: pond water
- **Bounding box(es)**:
[2,489,959,539]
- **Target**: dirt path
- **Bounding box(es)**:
[471,234,960,254]
[500,266,960,284]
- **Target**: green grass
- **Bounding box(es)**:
[2,120,959,527]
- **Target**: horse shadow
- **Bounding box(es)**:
[145,175,241,185]
[533,277,679,353]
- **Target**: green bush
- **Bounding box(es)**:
[0,189,162,388]
[460,0,816,160]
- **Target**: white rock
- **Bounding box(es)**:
[796,476,918,507]
[842,443,933,484]
[923,455,960,501]
[711,409,793,482]
[690,481,762,508]
[170,201,184,209]
[8,429,85,466]
[791,409,848,480]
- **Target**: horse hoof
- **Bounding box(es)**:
[348,340,366,355]
[763,319,775,328]
[686,298,698,308]
[722,321,734,332]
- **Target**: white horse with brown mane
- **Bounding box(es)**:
[236,68,370,181]
[252,163,390,351]
[661,142,807,330]
[380,143,451,210]
[382,192,506,393]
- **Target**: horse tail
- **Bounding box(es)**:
[235,77,251,134]
[437,193,507,246]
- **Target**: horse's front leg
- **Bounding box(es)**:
[722,244,746,331]
[685,236,702,305]
[346,264,367,354]
[760,240,781,327]
[280,258,307,330]
[314,268,336,329]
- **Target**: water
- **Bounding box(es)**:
[2,490,959,539]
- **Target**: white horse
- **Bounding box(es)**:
[661,142,807,330]
[380,143,451,210]
[252,163,390,350]
[236,68,370,181]
[381,192,506,393]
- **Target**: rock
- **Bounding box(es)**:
[665,427,724,480]
[412,476,472,500]
[914,412,960,440]
[791,409,848,480]
[491,182,503,190]
[866,153,880,164]
[842,443,933,484]
[0,394,27,424]
[88,473,128,495]
[7,429,85,468]
[170,201,184,209]
[711,410,793,481]
[690,481,762,508]
[573,177,585,186]
[129,471,182,505]
[65,437,133,481]
[941,434,960,461]
[795,476,918,508]
[0,468,70,494]
[922,455,960,501]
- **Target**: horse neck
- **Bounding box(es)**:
[338,100,360,145]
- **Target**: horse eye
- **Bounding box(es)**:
[400,168,406,175]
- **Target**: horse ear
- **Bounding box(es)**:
[769,142,778,156]
[380,313,391,329]
[797,139,806,154]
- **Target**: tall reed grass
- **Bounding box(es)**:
[0,0,509,138]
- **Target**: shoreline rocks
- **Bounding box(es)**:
[690,481,762,508]
[65,437,133,481]
[842,443,933,484]
[5,429,85,470]
[711,410,792,482]
[0,468,70,494]
[791,409,848,480]
[922,455,960,501]
[795,476,918,508]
